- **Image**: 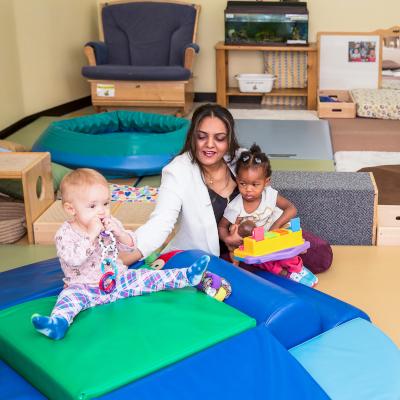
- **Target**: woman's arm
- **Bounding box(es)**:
[119,169,182,265]
[269,194,297,231]
[120,248,143,266]
[218,217,243,251]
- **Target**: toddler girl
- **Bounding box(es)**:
[218,144,318,287]
[31,168,209,340]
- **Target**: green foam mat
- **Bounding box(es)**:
[0,289,255,400]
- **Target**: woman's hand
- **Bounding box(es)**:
[224,224,243,251]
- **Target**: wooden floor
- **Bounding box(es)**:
[317,245,400,347]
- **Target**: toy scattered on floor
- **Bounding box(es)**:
[98,230,118,293]
[148,250,232,301]
[197,271,232,302]
[146,250,183,269]
[233,217,310,264]
[110,184,159,203]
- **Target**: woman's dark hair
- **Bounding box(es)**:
[235,143,272,178]
[180,103,240,163]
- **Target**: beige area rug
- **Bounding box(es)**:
[334,151,400,172]
[228,109,319,120]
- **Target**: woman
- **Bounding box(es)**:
[122,103,243,265]
[122,103,332,274]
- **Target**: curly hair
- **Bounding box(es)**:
[235,143,271,178]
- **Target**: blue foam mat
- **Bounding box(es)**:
[290,318,400,399]
[0,258,63,311]
[0,360,46,400]
[243,264,370,330]
[235,119,333,161]
[0,251,379,400]
[0,324,329,400]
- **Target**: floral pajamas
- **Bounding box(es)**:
[52,267,190,324]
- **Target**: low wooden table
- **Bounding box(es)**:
[34,200,156,245]
[0,153,54,243]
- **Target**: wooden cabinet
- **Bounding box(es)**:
[215,41,318,110]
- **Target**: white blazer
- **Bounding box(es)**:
[135,151,241,258]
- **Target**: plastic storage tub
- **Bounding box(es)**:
[236,74,275,93]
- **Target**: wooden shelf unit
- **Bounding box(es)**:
[215,42,318,109]
[0,152,54,244]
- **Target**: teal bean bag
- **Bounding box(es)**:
[32,111,190,177]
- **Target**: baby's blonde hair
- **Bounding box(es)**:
[60,168,109,203]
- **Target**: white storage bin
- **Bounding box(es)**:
[235,73,276,93]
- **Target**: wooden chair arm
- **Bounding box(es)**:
[184,46,197,71]
[84,46,97,66]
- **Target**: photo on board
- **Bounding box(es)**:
[348,41,376,62]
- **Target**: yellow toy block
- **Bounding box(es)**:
[234,229,304,258]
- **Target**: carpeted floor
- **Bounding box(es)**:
[7,116,59,149]
[329,118,400,153]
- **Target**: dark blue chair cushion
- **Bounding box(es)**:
[102,2,197,67]
[82,65,191,81]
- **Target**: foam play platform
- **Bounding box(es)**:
[0,291,254,400]
[1,250,399,399]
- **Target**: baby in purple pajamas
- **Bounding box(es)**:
[31,168,209,340]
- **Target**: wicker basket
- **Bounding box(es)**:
[0,197,26,243]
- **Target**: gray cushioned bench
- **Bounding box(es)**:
[273,171,376,245]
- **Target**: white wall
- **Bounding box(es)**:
[0,1,24,129]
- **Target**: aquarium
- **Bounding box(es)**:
[225,1,308,46]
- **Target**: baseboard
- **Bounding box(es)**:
[193,93,262,104]
[0,96,91,140]
[194,92,216,102]
[230,96,263,104]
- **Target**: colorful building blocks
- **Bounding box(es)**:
[233,218,310,264]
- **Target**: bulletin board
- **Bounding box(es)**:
[318,32,381,90]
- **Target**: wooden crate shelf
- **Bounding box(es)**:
[215,41,317,110]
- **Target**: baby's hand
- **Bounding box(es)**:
[102,217,123,238]
[87,216,104,241]
[103,217,134,247]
